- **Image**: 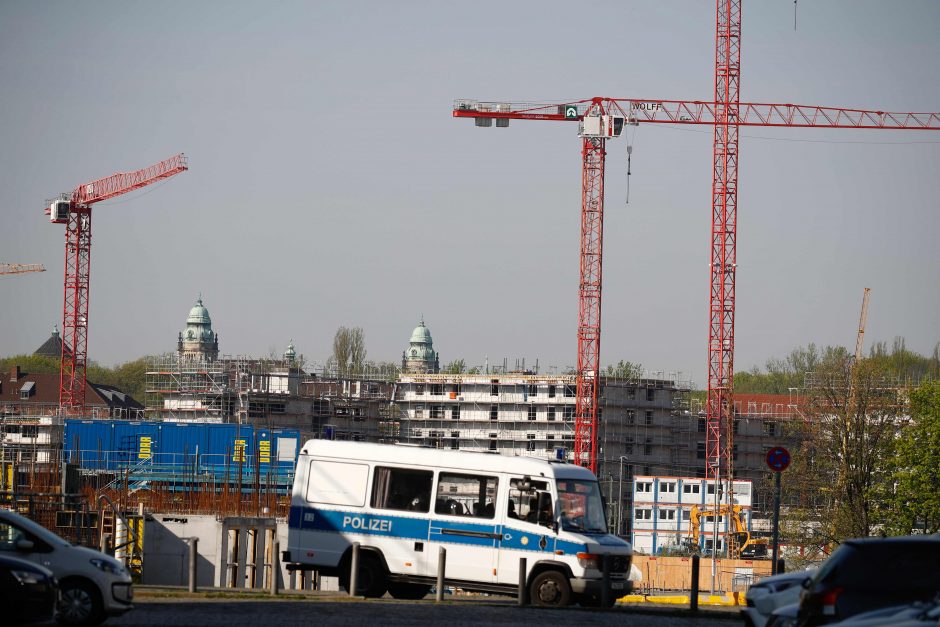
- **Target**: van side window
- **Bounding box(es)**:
[371,466,433,513]
[435,473,498,519]
[508,477,548,524]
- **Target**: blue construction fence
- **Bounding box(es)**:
[63,419,301,483]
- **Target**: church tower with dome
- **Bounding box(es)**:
[401,318,440,374]
[177,296,219,361]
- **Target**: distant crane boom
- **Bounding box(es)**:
[0,263,46,276]
[855,288,872,363]
[45,154,188,413]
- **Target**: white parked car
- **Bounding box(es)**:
[743,569,816,627]
[0,508,133,626]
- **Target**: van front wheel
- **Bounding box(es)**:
[529,570,572,607]
[387,582,431,600]
[342,553,388,598]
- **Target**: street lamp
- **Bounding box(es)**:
[617,456,630,536]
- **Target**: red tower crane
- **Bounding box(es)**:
[45,153,188,413]
[453,97,939,476]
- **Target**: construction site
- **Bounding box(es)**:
[1,1,938,598]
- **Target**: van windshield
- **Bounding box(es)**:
[557,479,607,534]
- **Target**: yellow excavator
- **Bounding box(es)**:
[686,504,769,558]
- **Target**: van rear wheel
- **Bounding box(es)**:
[387,582,431,600]
[529,570,572,607]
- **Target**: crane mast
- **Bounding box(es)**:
[46,153,187,413]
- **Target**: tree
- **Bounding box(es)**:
[331,327,366,375]
[603,360,643,380]
[884,380,940,535]
[442,359,466,374]
[782,355,902,546]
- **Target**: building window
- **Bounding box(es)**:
[698,417,707,432]
[644,410,653,425]
[548,385,556,398]
[526,434,536,452]
[636,481,653,494]
[627,410,635,425]
[644,438,652,456]
[628,388,636,400]
[430,405,444,419]
[547,406,556,421]
[490,380,499,396]
[451,405,460,420]
[528,406,536,421]
[416,384,425,396]
[660,482,676,494]
[683,484,701,495]
[489,404,499,421]
[646,388,655,402]
[527,384,537,397]
[624,443,633,454]
[545,434,555,451]
[732,444,738,461]
[635,508,652,520]
[658,509,676,521]
[764,421,778,437]
[431,384,443,396]
[733,418,740,435]
[563,406,574,422]
[682,509,692,521]
[488,436,498,452]
[697,442,706,460]
[564,384,575,398]
[450,432,460,450]
[643,465,652,475]
[451,384,461,396]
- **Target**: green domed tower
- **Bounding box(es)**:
[401,318,440,374]
[177,296,219,361]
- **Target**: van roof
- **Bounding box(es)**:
[299,439,597,481]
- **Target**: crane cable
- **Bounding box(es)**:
[626,113,639,204]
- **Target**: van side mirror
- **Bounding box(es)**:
[15,538,34,551]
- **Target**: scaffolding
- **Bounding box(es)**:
[146,354,229,421]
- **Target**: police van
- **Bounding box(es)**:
[284,440,633,607]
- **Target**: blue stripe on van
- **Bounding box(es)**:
[289,505,596,555]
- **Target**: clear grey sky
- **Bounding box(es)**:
[1,1,938,386]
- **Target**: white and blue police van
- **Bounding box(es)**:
[284,440,633,607]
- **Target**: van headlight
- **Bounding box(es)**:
[576,552,600,570]
[90,558,124,575]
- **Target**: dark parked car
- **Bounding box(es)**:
[0,553,58,625]
[797,536,940,626]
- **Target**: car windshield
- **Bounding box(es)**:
[557,479,607,534]
[0,509,71,548]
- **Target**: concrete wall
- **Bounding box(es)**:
[142,514,335,589]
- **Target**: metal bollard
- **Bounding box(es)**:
[349,542,360,597]
[601,554,611,609]
[188,537,199,593]
[100,532,112,556]
[270,540,280,596]
[436,547,446,602]
[690,554,700,611]
[517,557,527,606]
